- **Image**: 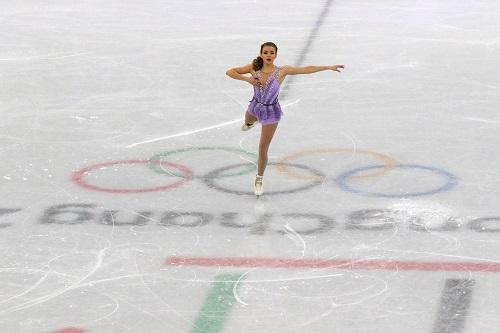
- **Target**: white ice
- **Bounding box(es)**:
[1,0,500,332]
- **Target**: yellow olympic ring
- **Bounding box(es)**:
[277,148,399,182]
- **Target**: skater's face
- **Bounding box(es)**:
[261,46,277,65]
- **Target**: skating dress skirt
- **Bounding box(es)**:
[247,67,283,125]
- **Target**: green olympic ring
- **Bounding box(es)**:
[148,146,257,179]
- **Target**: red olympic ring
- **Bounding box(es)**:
[72,159,193,193]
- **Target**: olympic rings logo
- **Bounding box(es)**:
[71,146,459,198]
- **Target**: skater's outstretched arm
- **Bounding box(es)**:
[282,65,344,76]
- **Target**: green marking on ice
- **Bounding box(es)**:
[190,274,243,333]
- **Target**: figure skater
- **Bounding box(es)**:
[226,42,344,196]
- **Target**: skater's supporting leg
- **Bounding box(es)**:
[257,123,278,176]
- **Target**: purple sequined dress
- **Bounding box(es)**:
[247,66,283,125]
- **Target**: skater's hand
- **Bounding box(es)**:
[246,76,261,86]
[330,65,344,72]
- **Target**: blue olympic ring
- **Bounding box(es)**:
[335,164,459,198]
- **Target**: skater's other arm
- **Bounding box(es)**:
[226,64,260,86]
[282,65,344,76]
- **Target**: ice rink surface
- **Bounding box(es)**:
[1,0,500,332]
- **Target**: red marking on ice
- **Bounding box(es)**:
[165,256,500,272]
[71,159,193,194]
[51,327,85,333]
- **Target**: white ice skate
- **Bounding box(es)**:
[254,175,264,196]
[241,122,256,131]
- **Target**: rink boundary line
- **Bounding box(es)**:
[165,256,500,272]
[280,0,334,99]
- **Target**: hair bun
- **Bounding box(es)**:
[252,56,264,71]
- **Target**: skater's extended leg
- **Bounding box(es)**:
[242,112,258,131]
[245,111,257,125]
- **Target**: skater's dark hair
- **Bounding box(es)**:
[252,42,278,71]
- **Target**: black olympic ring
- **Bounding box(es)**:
[203,162,325,196]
